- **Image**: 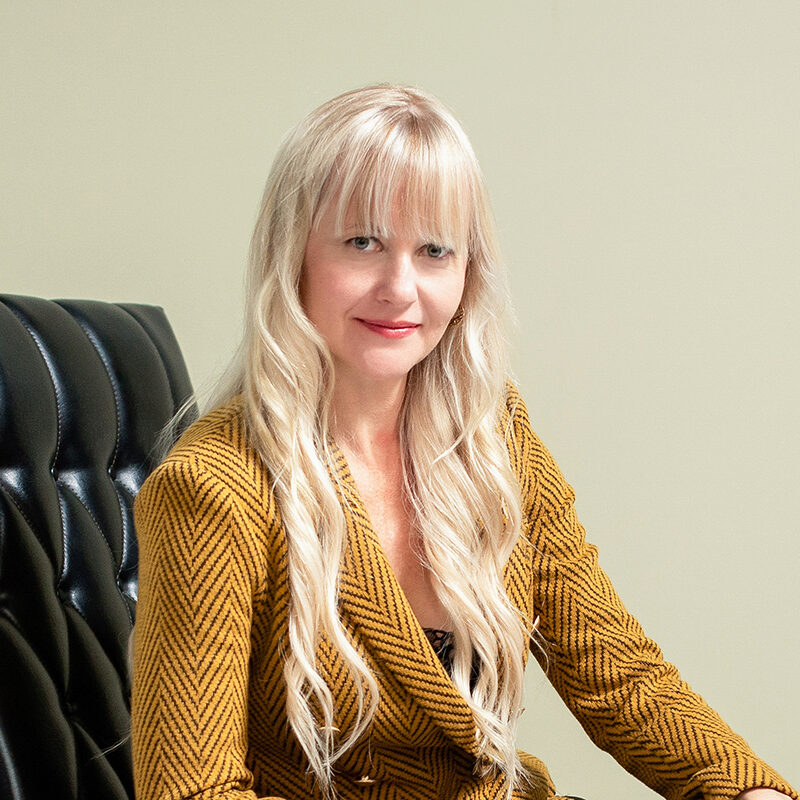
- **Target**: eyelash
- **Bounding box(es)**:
[346,237,452,259]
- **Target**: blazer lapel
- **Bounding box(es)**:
[330,445,481,756]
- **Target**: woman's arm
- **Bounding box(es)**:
[505,387,798,800]
[132,452,286,800]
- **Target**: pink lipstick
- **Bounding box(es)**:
[357,318,420,338]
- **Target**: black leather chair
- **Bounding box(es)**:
[0,295,195,800]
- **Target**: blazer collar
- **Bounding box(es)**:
[329,444,482,757]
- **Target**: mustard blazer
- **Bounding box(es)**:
[131,386,796,800]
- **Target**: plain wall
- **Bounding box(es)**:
[2,2,798,796]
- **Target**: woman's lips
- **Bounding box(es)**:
[357,319,420,338]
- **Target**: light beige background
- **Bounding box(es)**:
[2,1,798,796]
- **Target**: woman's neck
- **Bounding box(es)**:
[330,376,405,463]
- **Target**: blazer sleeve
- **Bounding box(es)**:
[131,453,286,800]
[505,388,797,800]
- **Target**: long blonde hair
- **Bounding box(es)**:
[201,84,531,796]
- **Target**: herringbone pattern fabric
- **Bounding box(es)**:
[131,387,797,800]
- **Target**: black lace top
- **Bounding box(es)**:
[423,628,484,691]
[422,627,456,674]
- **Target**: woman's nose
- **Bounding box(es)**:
[377,251,417,304]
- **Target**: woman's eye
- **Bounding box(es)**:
[424,243,450,259]
[349,236,375,251]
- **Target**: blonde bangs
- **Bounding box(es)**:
[315,111,478,258]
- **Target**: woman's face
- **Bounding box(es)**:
[300,199,467,392]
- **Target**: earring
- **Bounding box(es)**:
[448,307,464,327]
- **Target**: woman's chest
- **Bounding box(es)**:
[356,477,450,630]
[352,459,451,628]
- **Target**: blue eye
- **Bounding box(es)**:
[350,236,373,250]
[425,243,450,259]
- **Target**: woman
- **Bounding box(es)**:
[131,85,797,800]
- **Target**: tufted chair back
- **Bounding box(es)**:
[0,295,195,800]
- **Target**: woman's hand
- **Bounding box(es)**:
[735,790,794,800]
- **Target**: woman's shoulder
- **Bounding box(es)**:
[134,396,274,586]
[168,394,248,463]
[500,380,576,519]
[141,394,276,518]
[500,380,535,454]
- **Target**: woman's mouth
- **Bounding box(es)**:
[357,319,420,338]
